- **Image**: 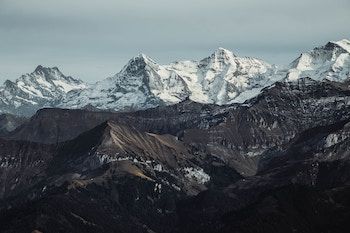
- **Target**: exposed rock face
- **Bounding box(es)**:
[0,110,349,232]
[6,108,120,144]
[0,138,54,199]
[7,100,228,144]
[176,118,350,233]
[0,121,241,232]
[183,78,350,175]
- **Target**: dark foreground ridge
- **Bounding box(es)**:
[0,78,350,232]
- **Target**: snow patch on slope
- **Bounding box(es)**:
[184,167,210,184]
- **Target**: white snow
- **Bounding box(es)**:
[154,183,162,193]
[2,39,350,114]
[333,39,350,53]
[0,66,87,114]
[17,81,45,98]
[60,40,350,112]
[231,87,264,103]
[61,47,278,110]
[183,167,210,184]
[36,76,53,89]
[52,79,86,93]
[325,134,339,147]
[15,96,38,105]
[324,132,348,148]
[154,164,163,172]
[286,39,350,82]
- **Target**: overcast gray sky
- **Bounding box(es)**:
[0,0,349,83]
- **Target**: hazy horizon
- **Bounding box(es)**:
[0,0,349,83]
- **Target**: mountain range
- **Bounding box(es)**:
[1,39,349,116]
[1,39,350,233]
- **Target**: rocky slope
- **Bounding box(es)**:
[183,77,350,175]
[176,118,350,233]
[6,100,228,144]
[0,120,241,232]
[9,77,350,175]
[0,110,349,232]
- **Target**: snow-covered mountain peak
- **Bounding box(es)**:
[60,47,278,110]
[34,65,58,73]
[4,39,350,116]
[200,47,237,67]
[330,39,350,53]
[213,47,236,59]
[32,65,68,81]
[286,39,350,82]
[120,53,159,75]
[138,53,154,61]
[131,53,155,63]
[18,65,87,93]
[0,66,88,116]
